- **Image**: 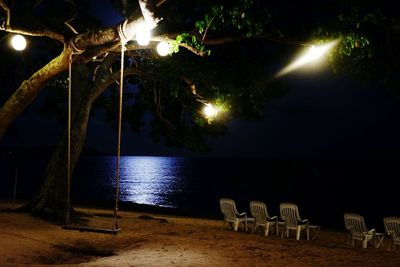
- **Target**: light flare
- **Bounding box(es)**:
[276,39,339,77]
[134,21,152,46]
[203,103,219,120]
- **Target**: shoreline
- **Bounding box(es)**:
[0,199,347,233]
[1,201,400,266]
[2,199,345,232]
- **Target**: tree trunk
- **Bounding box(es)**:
[24,54,129,223]
[26,66,94,223]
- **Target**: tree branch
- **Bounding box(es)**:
[0,46,70,138]
[201,16,215,44]
[0,0,10,27]
[91,67,146,101]
[151,31,310,57]
[138,0,162,29]
[64,19,79,35]
[151,35,207,56]
[0,0,65,43]
[156,0,167,7]
[73,2,163,53]
[203,33,310,46]
[153,81,174,128]
[1,26,66,43]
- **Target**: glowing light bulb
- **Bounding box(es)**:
[203,103,219,119]
[135,22,151,46]
[156,41,170,56]
[11,35,27,51]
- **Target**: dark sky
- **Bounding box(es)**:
[208,72,400,159]
[2,0,400,159]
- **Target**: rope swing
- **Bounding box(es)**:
[62,27,129,233]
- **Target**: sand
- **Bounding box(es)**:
[1,203,400,267]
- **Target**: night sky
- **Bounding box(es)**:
[2,0,400,159]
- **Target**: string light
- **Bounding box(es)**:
[156,41,170,56]
[203,103,219,120]
[11,34,26,51]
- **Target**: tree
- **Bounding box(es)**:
[0,0,398,223]
[0,0,284,222]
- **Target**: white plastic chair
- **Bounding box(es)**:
[250,201,280,236]
[384,217,400,251]
[219,198,252,232]
[344,213,376,248]
[279,202,310,240]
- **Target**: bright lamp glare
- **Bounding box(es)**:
[203,103,219,119]
[156,41,170,56]
[134,22,151,46]
[11,35,27,51]
[276,39,339,77]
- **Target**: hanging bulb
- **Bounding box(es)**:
[156,41,170,56]
[11,35,27,51]
[203,103,219,119]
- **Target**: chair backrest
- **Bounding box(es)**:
[220,198,239,221]
[344,213,368,239]
[280,202,301,227]
[384,217,400,244]
[250,201,270,224]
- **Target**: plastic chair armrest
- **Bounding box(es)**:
[368,228,376,235]
[363,229,376,236]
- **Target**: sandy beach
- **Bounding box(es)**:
[1,202,400,267]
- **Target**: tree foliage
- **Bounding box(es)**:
[310,0,400,87]
[1,0,398,147]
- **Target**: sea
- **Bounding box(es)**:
[1,154,399,231]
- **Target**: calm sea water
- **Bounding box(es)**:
[1,155,399,230]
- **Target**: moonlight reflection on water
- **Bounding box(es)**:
[119,156,186,207]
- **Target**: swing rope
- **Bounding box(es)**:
[66,52,72,225]
[112,19,134,230]
[65,22,129,232]
[65,39,84,226]
[113,38,126,230]
[112,19,137,229]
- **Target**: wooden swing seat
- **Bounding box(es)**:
[62,224,121,235]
